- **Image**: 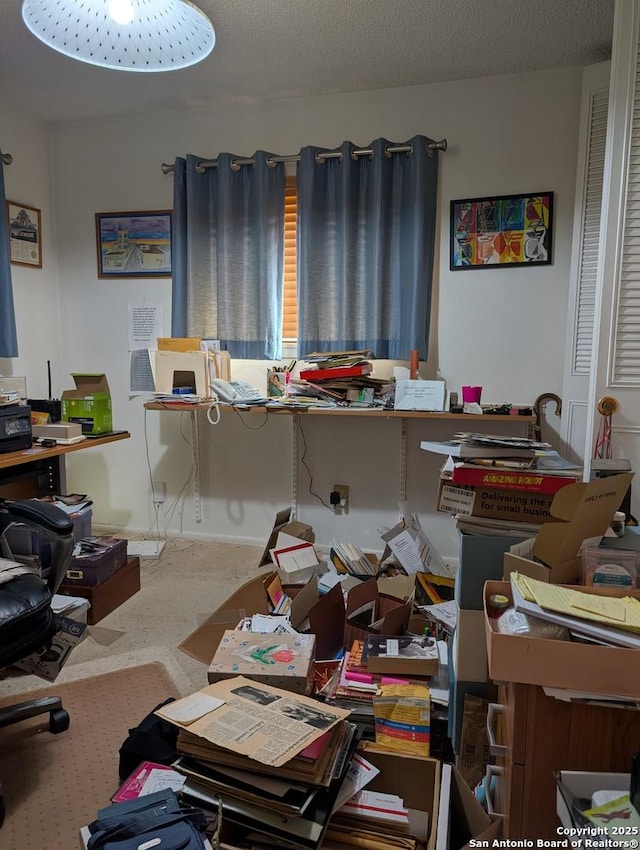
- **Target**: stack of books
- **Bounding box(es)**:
[422,433,582,528]
[289,350,394,408]
[155,676,362,849]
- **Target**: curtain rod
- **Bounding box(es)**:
[1,152,13,166]
[161,138,447,174]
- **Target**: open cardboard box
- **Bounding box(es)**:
[502,473,634,584]
[178,567,415,667]
[179,571,347,665]
[344,577,412,648]
[436,761,502,848]
[356,745,500,850]
[484,579,640,697]
[61,373,112,434]
[258,508,314,568]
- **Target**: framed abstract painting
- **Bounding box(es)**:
[450,191,553,270]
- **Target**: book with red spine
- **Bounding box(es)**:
[299,363,373,381]
[450,464,579,494]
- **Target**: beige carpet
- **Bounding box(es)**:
[0,660,182,850]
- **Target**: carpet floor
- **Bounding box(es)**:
[0,660,182,850]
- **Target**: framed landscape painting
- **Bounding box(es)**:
[450,192,553,270]
[95,210,172,278]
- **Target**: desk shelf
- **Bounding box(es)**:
[0,432,131,497]
[144,402,535,525]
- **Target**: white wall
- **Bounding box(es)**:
[0,102,63,397]
[2,67,583,561]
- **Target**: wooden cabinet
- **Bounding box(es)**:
[487,682,640,837]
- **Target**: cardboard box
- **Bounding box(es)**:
[381,514,455,579]
[63,556,140,625]
[556,771,628,829]
[61,373,112,434]
[344,578,412,649]
[453,609,488,683]
[484,579,640,697]
[32,421,83,440]
[437,762,502,848]
[437,476,555,523]
[502,473,634,584]
[258,508,314,568]
[207,630,316,694]
[356,744,440,850]
[154,350,212,397]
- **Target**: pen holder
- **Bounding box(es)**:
[267,370,289,398]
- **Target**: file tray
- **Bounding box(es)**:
[484,580,640,698]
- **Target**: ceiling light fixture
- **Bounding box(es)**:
[21,0,216,73]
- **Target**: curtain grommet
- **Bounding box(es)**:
[230,158,242,172]
[350,148,358,161]
[266,157,277,169]
[384,145,392,158]
[315,152,326,165]
[195,161,206,174]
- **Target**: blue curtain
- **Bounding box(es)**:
[172,151,285,360]
[0,153,18,357]
[296,135,438,360]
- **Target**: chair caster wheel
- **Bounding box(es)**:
[49,709,70,734]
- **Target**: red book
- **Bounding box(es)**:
[450,464,578,494]
[299,363,372,381]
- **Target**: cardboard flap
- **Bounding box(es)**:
[379,599,412,634]
[448,765,494,846]
[289,577,320,630]
[377,573,416,602]
[346,577,379,617]
[63,373,110,397]
[177,572,273,664]
[533,473,634,568]
[258,508,314,568]
[308,583,346,660]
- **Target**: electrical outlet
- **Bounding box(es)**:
[333,484,349,510]
[152,481,167,503]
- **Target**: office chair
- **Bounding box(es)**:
[0,498,75,826]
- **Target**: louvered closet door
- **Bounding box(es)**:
[588,0,640,511]
[560,63,610,465]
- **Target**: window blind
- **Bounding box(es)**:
[574,88,608,375]
[283,176,298,342]
[613,41,640,383]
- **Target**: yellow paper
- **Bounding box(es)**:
[517,574,640,633]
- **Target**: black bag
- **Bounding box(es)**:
[118,697,179,782]
[87,790,208,850]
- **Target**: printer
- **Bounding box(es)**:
[0,404,32,453]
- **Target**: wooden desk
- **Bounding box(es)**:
[0,432,131,497]
[145,401,535,523]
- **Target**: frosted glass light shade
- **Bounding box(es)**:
[22,0,216,72]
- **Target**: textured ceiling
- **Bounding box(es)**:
[0,0,615,125]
